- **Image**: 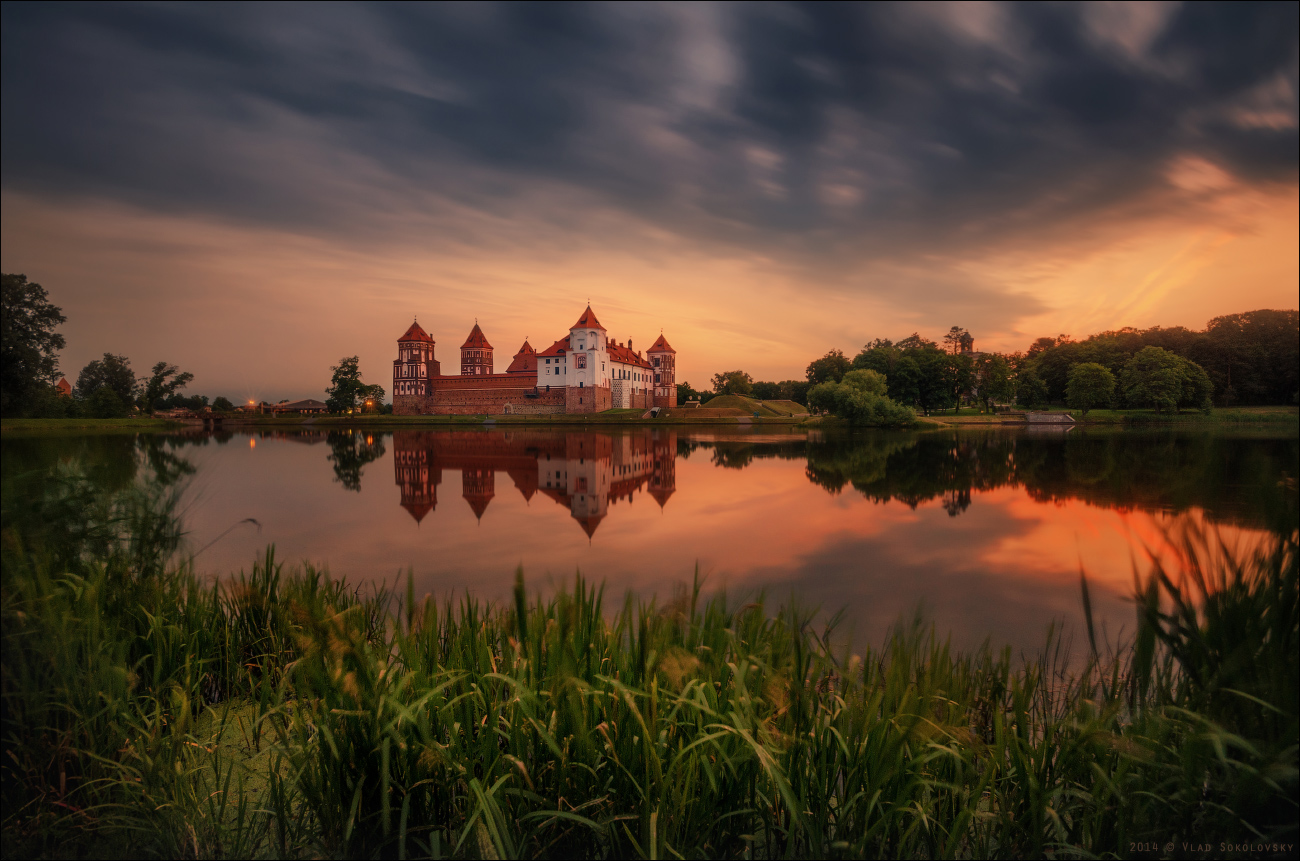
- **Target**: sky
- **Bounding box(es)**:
[2,1,1297,401]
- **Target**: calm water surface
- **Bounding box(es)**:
[4,425,1294,654]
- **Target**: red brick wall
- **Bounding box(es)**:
[565,384,611,413]
[394,374,567,415]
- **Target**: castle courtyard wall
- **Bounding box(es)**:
[395,375,566,416]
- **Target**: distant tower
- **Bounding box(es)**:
[648,333,677,408]
[394,319,440,397]
[460,323,494,375]
[505,339,537,374]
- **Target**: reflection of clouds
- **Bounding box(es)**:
[733,493,1136,657]
[175,430,1280,659]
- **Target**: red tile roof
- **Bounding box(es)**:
[460,323,493,350]
[648,333,675,353]
[537,336,571,358]
[607,341,652,368]
[505,339,538,374]
[571,305,606,331]
[398,320,434,343]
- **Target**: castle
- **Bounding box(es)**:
[392,305,677,415]
[393,429,677,537]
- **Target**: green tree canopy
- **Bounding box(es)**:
[711,370,753,396]
[75,353,137,404]
[325,356,384,413]
[212,396,235,412]
[1066,362,1116,416]
[807,375,915,427]
[751,380,780,400]
[777,380,810,405]
[141,361,194,412]
[840,368,888,397]
[1121,346,1213,413]
[805,349,851,384]
[1,273,67,416]
[977,354,1014,411]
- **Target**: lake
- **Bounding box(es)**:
[3,425,1294,655]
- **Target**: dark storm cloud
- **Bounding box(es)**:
[3,1,1296,256]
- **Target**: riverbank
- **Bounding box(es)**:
[3,488,1295,858]
[921,405,1299,426]
[1,411,811,432]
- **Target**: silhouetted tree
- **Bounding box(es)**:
[1,273,66,416]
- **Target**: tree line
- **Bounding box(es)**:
[2,273,390,418]
[681,311,1297,414]
[2,274,215,418]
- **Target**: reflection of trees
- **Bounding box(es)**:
[801,429,1297,529]
[327,431,387,492]
[137,436,198,487]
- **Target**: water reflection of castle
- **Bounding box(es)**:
[393,430,677,537]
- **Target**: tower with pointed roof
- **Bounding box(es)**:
[393,319,440,397]
[648,333,677,408]
[565,304,613,412]
[505,339,537,374]
[460,323,494,375]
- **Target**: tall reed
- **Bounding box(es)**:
[2,466,1295,858]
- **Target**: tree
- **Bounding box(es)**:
[942,326,971,354]
[76,354,137,404]
[1121,346,1213,413]
[213,396,235,412]
[777,380,810,405]
[676,381,709,404]
[805,349,850,384]
[88,384,131,418]
[751,381,780,400]
[887,357,922,407]
[806,372,915,427]
[140,361,194,412]
[976,354,1014,411]
[1,273,66,416]
[841,368,888,397]
[711,370,753,396]
[1017,367,1049,407]
[326,356,383,413]
[1066,363,1115,416]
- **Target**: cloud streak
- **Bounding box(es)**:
[1,2,1296,393]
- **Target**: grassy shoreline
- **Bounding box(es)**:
[5,404,1296,435]
[2,471,1296,858]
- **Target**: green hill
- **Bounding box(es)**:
[699,395,806,417]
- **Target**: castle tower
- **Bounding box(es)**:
[393,319,440,397]
[567,305,610,412]
[460,323,494,375]
[505,339,537,374]
[648,333,677,408]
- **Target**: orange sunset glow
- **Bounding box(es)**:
[2,3,1295,398]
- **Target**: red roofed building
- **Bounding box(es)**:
[460,323,493,375]
[505,340,537,374]
[393,304,679,415]
[392,319,441,398]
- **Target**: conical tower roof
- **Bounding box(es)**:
[505,339,537,374]
[648,333,675,353]
[399,320,434,343]
[461,323,493,350]
[571,305,606,331]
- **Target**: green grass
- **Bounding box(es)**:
[1,416,183,432]
[2,467,1296,858]
[1073,406,1300,425]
